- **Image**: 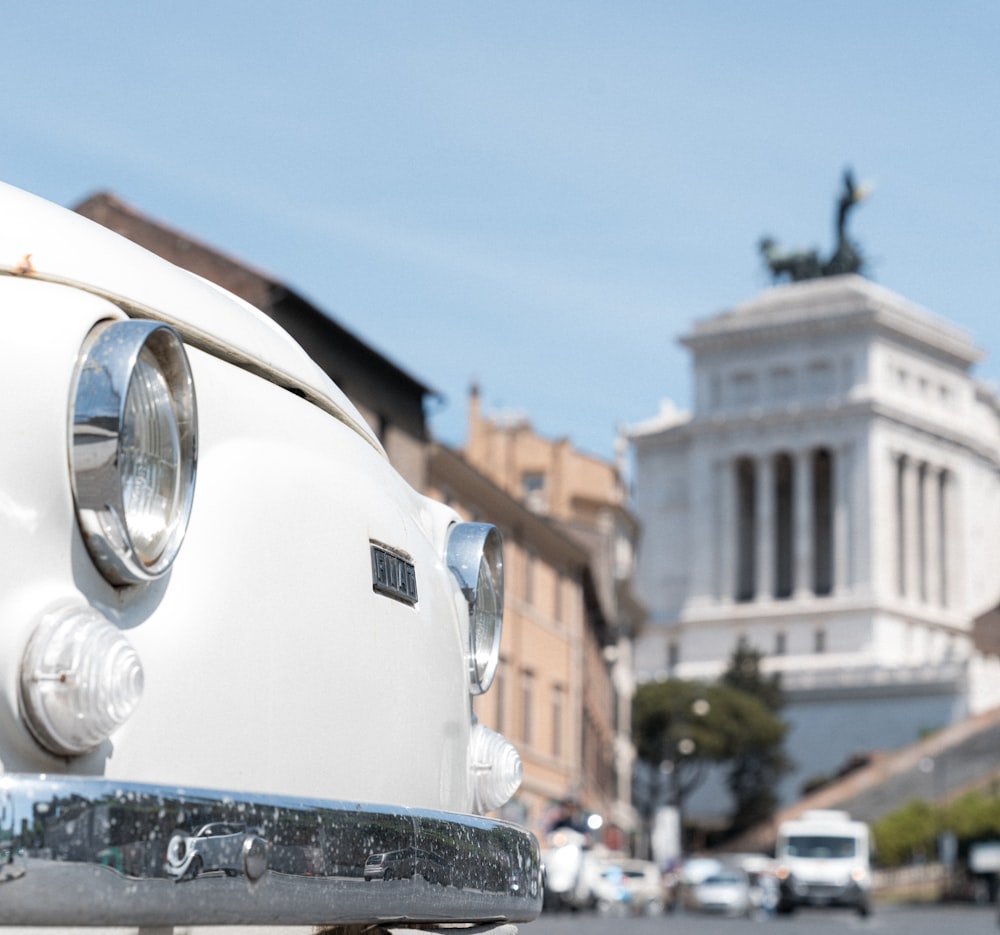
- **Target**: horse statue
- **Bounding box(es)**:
[760,169,871,283]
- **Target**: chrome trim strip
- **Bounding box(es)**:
[0,774,542,927]
[0,262,386,457]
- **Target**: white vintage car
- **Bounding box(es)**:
[0,182,540,932]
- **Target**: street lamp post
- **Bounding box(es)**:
[633,693,710,865]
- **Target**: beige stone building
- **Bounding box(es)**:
[461,388,643,846]
[426,444,597,830]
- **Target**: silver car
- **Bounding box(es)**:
[165,822,252,881]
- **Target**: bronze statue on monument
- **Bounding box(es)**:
[759,168,871,283]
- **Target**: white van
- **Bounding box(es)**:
[774,810,871,916]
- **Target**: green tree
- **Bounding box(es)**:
[719,641,790,834]
[872,799,938,866]
[633,679,725,817]
[721,639,784,711]
[632,672,788,836]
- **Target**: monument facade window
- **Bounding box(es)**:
[730,372,760,408]
[732,447,837,602]
[813,449,834,596]
[918,463,929,602]
[736,458,756,601]
[814,628,827,654]
[769,366,796,401]
[775,453,795,598]
[806,360,835,397]
[938,470,950,607]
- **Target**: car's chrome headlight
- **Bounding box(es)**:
[447,523,504,695]
[70,320,197,585]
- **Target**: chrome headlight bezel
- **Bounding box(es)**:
[69,319,197,585]
[447,522,504,695]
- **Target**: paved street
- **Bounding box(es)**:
[521,904,997,935]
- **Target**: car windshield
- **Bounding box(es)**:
[705,871,742,885]
[784,835,856,858]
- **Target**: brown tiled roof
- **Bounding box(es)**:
[72,191,435,401]
[74,191,275,311]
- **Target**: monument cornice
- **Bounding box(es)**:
[869,399,1000,465]
[635,396,1000,466]
[677,595,968,633]
[682,275,980,368]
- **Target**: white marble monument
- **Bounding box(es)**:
[630,275,1000,806]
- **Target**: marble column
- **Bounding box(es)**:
[756,453,774,601]
[901,456,921,601]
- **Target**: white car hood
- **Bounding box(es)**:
[0,181,382,452]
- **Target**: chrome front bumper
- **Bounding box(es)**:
[0,774,542,927]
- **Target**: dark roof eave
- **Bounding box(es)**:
[73,190,440,402]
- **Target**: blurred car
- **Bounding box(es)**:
[364,847,450,885]
[687,866,753,916]
[165,822,250,881]
[591,859,665,916]
[0,181,542,931]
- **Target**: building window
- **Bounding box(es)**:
[521,670,534,746]
[493,662,505,735]
[813,449,834,596]
[710,374,722,410]
[917,463,929,602]
[522,472,547,512]
[938,470,950,607]
[524,548,536,605]
[735,458,756,602]
[730,372,759,407]
[551,684,564,759]
[774,631,786,656]
[769,367,796,401]
[807,361,835,397]
[774,453,794,599]
[896,455,907,597]
[814,628,826,654]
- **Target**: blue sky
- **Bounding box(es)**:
[5,2,999,460]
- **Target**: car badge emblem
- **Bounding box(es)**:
[370,541,418,605]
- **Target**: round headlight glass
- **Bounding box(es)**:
[20,602,145,756]
[447,523,504,695]
[121,343,185,564]
[70,320,197,585]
